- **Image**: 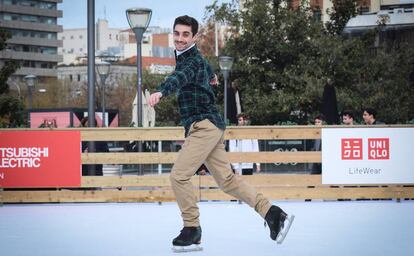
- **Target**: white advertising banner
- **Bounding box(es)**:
[322,128,414,185]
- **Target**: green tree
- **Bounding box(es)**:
[206,0,329,124]
[143,71,180,126]
[107,70,180,127]
[0,28,24,127]
[326,0,358,36]
[206,0,414,124]
[20,69,180,127]
[346,42,414,124]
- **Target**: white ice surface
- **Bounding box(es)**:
[1,200,413,256]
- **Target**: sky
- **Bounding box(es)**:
[59,0,231,30]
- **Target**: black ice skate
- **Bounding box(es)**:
[265,205,295,244]
[172,226,203,253]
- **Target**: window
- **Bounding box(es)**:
[44,47,57,54]
[48,33,56,40]
[3,14,12,21]
[46,18,56,25]
[46,3,56,10]
[314,10,322,21]
[79,35,83,39]
[360,6,370,14]
[21,1,31,7]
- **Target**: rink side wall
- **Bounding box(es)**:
[1,125,414,203]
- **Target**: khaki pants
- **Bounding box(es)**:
[170,119,272,227]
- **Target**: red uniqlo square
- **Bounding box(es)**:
[341,138,363,160]
[368,138,390,160]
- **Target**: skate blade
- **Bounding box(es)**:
[172,244,203,253]
[276,214,295,244]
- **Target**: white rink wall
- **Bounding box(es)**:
[0,201,413,256]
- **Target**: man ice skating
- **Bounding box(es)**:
[148,15,294,253]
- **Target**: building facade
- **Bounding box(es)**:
[57,64,136,89]
[59,19,174,65]
[343,0,414,46]
[59,18,123,64]
[239,0,409,23]
[0,0,63,79]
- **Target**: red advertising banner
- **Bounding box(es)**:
[0,131,81,188]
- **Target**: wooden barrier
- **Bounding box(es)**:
[1,125,414,203]
[2,175,414,203]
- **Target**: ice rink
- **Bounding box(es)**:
[1,200,413,256]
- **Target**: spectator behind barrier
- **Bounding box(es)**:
[229,113,261,175]
[341,110,355,125]
[362,108,384,125]
[309,114,324,174]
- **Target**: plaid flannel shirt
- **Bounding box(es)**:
[156,46,225,136]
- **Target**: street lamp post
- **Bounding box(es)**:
[219,56,234,124]
[24,74,37,110]
[126,8,152,128]
[126,7,152,175]
[96,61,111,127]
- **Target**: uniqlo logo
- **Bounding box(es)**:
[341,138,363,160]
[368,138,390,160]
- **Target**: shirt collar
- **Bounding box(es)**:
[176,43,196,56]
[175,44,198,62]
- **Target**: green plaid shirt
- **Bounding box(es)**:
[157,46,225,136]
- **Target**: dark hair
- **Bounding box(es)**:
[314,114,325,121]
[363,108,377,118]
[81,117,98,127]
[237,113,249,120]
[174,15,198,36]
[342,110,354,119]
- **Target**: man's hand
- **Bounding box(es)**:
[148,92,162,107]
[210,74,218,86]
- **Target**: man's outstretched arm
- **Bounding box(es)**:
[148,92,163,107]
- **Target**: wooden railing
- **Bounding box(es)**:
[80,126,321,165]
[1,125,414,203]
